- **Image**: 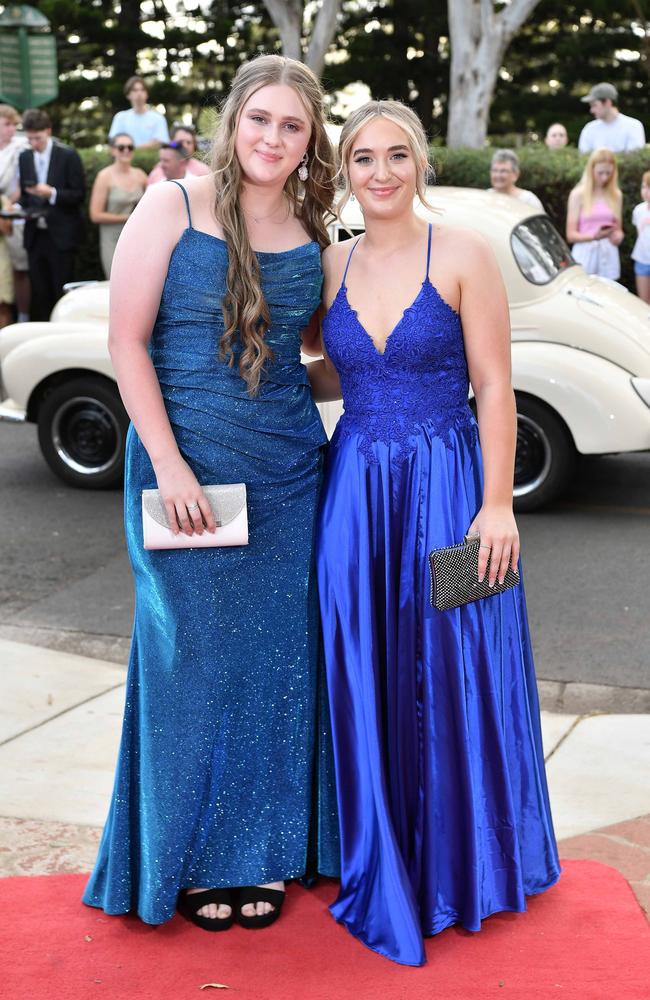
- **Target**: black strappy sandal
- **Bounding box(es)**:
[177,888,235,931]
[236,885,285,930]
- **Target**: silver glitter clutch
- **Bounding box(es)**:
[142,483,248,550]
[428,534,519,611]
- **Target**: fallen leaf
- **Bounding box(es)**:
[84,935,93,942]
[200,985,232,991]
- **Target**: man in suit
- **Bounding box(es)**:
[19,108,85,321]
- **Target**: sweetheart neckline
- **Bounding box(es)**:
[339,278,460,358]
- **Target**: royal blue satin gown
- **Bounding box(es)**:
[83,181,339,924]
[317,225,560,966]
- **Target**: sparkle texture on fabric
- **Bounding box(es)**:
[317,225,560,966]
[83,195,339,925]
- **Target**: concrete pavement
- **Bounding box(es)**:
[1,638,649,919]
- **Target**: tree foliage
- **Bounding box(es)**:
[14,2,650,147]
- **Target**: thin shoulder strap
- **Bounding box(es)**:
[425,222,432,279]
[169,179,193,228]
[342,235,363,286]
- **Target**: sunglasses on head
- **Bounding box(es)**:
[114,143,134,152]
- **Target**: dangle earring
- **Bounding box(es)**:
[298,152,309,182]
[350,192,356,202]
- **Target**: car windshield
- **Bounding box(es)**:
[511,216,575,285]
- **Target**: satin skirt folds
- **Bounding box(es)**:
[83,368,340,925]
[316,418,560,966]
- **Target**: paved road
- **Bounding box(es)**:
[1,422,648,701]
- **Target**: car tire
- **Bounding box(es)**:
[37,377,128,489]
[513,395,576,512]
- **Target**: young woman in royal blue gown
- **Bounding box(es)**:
[308,101,560,966]
[83,56,340,932]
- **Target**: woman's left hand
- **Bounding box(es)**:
[466,505,520,587]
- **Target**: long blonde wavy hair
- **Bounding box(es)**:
[211,55,336,395]
[336,100,435,223]
[574,147,622,217]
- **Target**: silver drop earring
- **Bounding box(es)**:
[350,192,356,202]
[298,152,309,182]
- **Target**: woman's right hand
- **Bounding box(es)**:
[153,455,216,536]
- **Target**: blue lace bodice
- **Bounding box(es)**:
[322,225,476,461]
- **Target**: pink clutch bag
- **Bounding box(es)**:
[142,484,248,550]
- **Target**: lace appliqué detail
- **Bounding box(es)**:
[324,280,477,463]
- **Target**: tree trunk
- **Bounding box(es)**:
[262,0,341,76]
[263,0,303,61]
[305,0,341,77]
[446,0,543,148]
[114,0,141,90]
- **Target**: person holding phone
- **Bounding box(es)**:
[18,108,85,320]
[566,147,623,279]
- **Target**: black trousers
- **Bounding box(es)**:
[27,229,75,321]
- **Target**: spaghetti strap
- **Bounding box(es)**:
[342,235,363,286]
[170,179,193,228]
[425,222,432,279]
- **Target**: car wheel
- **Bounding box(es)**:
[37,377,128,489]
[513,395,576,512]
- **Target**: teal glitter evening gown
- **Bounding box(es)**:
[83,182,339,924]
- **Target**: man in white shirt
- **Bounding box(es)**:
[108,76,169,149]
[578,83,645,153]
[487,149,544,212]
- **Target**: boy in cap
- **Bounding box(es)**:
[578,82,645,153]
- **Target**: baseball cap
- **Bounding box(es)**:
[581,83,618,103]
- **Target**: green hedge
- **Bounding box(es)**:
[72,144,650,292]
[433,145,650,292]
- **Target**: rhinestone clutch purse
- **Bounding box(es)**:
[428,534,519,611]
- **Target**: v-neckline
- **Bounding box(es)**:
[342,279,430,357]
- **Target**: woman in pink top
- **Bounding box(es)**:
[566,147,623,279]
[147,124,210,185]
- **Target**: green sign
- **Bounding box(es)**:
[0,5,58,110]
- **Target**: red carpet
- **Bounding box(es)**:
[1,861,648,1000]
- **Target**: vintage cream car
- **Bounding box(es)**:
[1,187,650,510]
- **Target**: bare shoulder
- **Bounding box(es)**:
[138,177,187,212]
[119,179,188,251]
[433,224,497,269]
[322,237,354,279]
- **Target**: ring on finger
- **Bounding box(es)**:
[187,502,200,512]
[479,544,491,550]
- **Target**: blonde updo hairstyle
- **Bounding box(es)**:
[211,54,336,395]
[336,99,435,223]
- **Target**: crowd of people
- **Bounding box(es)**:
[489,81,650,302]
[1,76,650,328]
[0,76,209,326]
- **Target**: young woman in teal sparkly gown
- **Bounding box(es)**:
[83,56,339,931]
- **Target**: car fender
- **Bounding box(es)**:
[511,341,650,454]
[2,329,113,412]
